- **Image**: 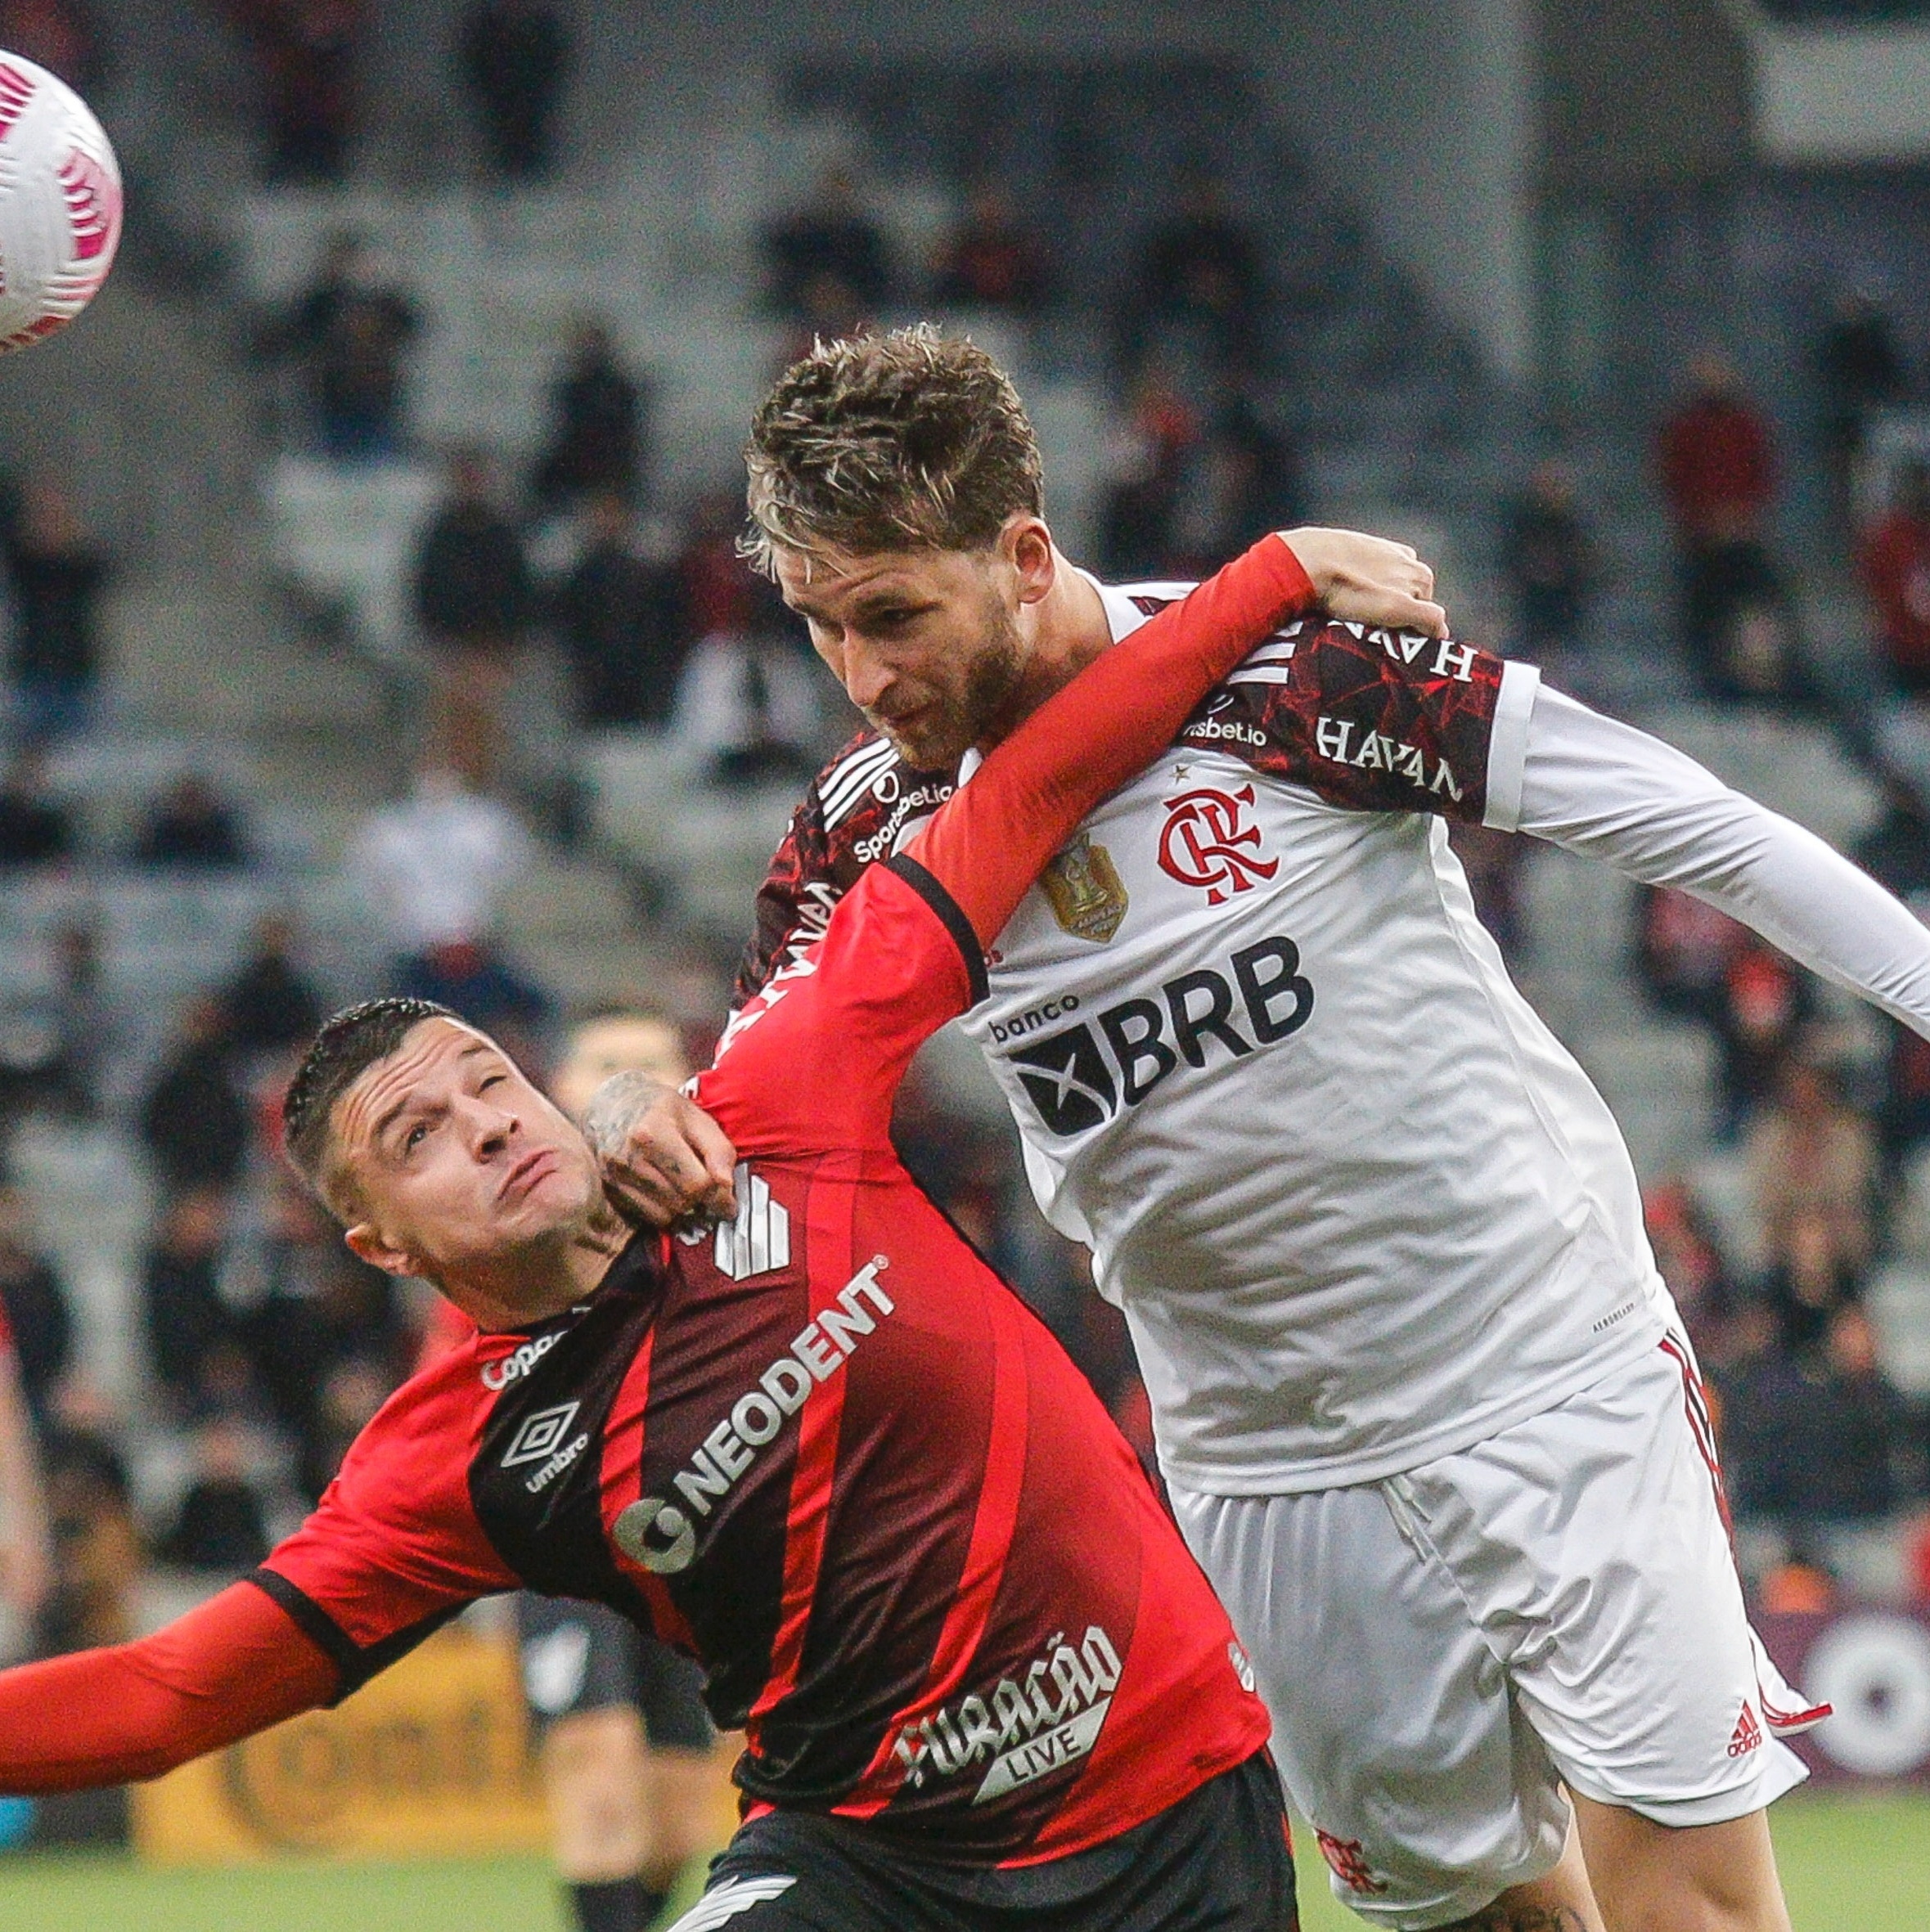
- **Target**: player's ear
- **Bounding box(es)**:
[1003,514,1055,605]
[344,1220,419,1278]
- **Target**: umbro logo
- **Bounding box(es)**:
[501,1401,582,1468]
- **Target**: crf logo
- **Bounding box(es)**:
[1158,784,1279,905]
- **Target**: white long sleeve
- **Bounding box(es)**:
[1509,682,1930,1038]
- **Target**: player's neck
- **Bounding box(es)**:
[445,1203,631,1332]
[978,548,1112,751]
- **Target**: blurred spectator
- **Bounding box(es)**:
[1760,1204,1858,1359]
[1500,460,1597,661]
[0,0,103,88]
[1096,370,1199,579]
[1167,389,1302,574]
[1744,1058,1878,1275]
[240,1183,407,1498]
[3,479,110,744]
[1773,1307,1912,1523]
[459,0,570,182]
[1817,291,1907,534]
[1712,942,1814,1134]
[394,937,552,1054]
[532,321,647,512]
[678,488,785,642]
[1644,1179,1740,1364]
[763,165,891,324]
[35,1393,137,1654]
[3,919,111,1123]
[675,633,824,792]
[413,450,533,789]
[1758,1544,1839,1617]
[157,1421,270,1574]
[672,494,824,787]
[139,999,251,1197]
[349,763,535,955]
[134,772,249,869]
[1446,823,1526,963]
[1857,458,1930,696]
[1638,887,1745,1024]
[263,232,419,462]
[0,1332,48,1626]
[1657,356,1784,696]
[227,0,366,184]
[0,746,74,868]
[219,912,325,1058]
[0,1187,72,1431]
[1123,171,1267,375]
[142,1189,253,1418]
[930,182,1048,313]
[552,493,688,728]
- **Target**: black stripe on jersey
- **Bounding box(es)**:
[246,1567,467,1704]
[885,855,989,1006]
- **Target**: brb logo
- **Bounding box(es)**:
[1004,937,1313,1137]
[1157,784,1278,905]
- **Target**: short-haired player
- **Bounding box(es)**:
[0,528,1430,1930]
[612,329,1930,1932]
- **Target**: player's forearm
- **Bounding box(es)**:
[1517,685,1930,1036]
[916,532,1317,942]
[0,1582,335,1791]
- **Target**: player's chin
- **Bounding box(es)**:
[873,708,969,771]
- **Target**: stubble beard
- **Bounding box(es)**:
[872,601,1028,772]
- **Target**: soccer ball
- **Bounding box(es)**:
[0,51,120,354]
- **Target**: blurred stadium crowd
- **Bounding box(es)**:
[0,0,1928,1695]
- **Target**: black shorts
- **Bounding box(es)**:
[515,1593,714,1751]
[672,1752,1298,1932]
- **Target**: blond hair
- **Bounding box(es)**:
[742,326,1044,575]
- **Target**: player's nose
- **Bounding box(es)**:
[839,637,894,711]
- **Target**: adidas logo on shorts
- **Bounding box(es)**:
[1727,1701,1763,1758]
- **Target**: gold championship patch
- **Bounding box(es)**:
[1042,834,1129,943]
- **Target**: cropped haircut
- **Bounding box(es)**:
[283,997,457,1214]
[742,326,1044,576]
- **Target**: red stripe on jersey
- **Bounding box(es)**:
[1658,1333,1734,1540]
[746,1159,860,1743]
[601,1314,695,1651]
[841,1277,1032,1815]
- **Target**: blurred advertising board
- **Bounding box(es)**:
[133,1622,549,1862]
[1758,1607,1930,1786]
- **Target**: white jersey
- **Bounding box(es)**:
[739,574,1930,1495]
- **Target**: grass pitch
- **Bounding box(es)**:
[0,1794,1922,1930]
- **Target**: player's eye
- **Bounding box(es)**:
[403,1122,428,1152]
[479,1073,505,1092]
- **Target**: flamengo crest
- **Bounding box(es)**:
[1158,784,1279,905]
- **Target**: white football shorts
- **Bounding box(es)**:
[1170,1336,1825,1929]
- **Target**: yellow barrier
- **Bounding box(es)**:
[133,1623,550,1863]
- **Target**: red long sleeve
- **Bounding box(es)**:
[0,1580,336,1791]
[910,532,1316,946]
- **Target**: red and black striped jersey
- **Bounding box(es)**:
[257,856,1269,1868]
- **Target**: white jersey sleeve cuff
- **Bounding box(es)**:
[1482,660,1541,832]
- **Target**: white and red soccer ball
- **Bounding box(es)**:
[0,51,119,354]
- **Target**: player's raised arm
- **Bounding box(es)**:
[1509,682,1930,1037]
[0,1580,335,1790]
[907,529,1316,946]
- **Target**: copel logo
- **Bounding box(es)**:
[1158,784,1278,905]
